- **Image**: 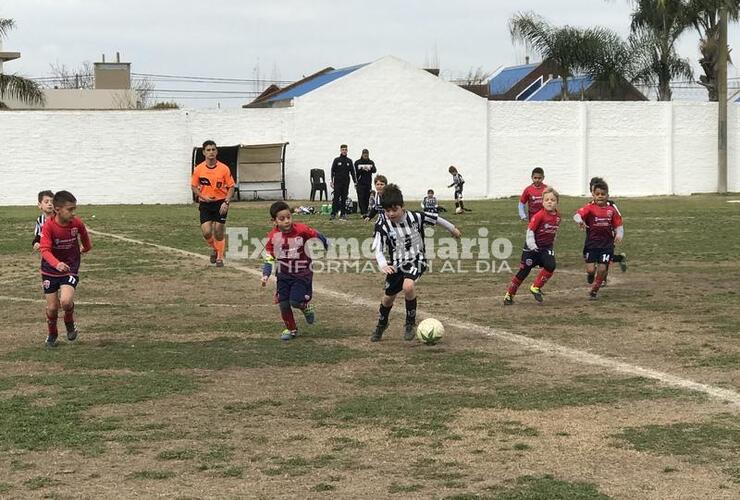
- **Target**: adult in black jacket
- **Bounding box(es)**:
[330,144,356,220]
[354,148,376,215]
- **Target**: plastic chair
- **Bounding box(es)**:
[310,169,328,201]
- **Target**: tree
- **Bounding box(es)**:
[0,18,45,107]
[628,0,694,100]
[684,0,739,101]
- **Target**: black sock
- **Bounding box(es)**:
[612,254,623,262]
[587,272,595,284]
[405,298,417,324]
[378,304,392,326]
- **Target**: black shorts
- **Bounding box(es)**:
[519,248,556,270]
[384,261,426,296]
[199,201,228,224]
[42,274,79,294]
[275,274,313,304]
[584,248,613,265]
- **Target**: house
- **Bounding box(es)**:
[486,60,646,101]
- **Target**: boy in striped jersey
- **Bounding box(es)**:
[448,165,471,213]
[363,174,388,222]
[32,190,55,250]
[370,184,461,342]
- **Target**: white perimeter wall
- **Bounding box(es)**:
[0,93,738,206]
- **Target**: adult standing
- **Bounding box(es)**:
[330,144,356,220]
[354,148,376,215]
[191,140,235,267]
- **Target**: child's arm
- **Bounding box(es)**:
[434,216,462,239]
[518,202,527,221]
[613,211,624,243]
[39,224,70,273]
[525,229,538,250]
[78,221,92,253]
[573,206,589,230]
[372,232,395,274]
[261,237,275,286]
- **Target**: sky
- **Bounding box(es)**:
[1,0,738,108]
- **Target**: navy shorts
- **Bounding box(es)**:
[584,248,613,265]
[42,274,79,294]
[276,275,313,304]
[199,201,228,224]
[384,261,426,296]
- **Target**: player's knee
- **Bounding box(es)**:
[289,300,303,309]
[202,231,213,240]
[402,282,415,296]
[278,301,291,312]
[46,305,59,316]
[60,299,74,311]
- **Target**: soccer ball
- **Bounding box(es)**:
[455,207,463,214]
[416,318,444,345]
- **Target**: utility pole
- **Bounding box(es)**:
[718,5,728,193]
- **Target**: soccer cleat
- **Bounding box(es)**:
[215,259,224,267]
[589,291,598,300]
[45,334,58,348]
[503,292,514,305]
[404,322,416,341]
[280,329,298,341]
[370,323,388,342]
[618,253,628,272]
[210,251,217,264]
[529,285,543,303]
[587,273,595,284]
[302,304,316,324]
[65,322,78,342]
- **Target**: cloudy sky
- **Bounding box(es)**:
[2,0,738,107]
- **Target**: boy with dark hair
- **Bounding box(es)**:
[448,165,470,212]
[191,140,235,267]
[518,167,547,221]
[588,176,627,274]
[261,201,329,341]
[574,180,624,299]
[39,190,92,347]
[32,190,54,250]
[421,189,439,213]
[370,184,461,342]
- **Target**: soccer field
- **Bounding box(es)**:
[0,195,738,499]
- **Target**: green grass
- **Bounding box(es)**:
[477,474,611,499]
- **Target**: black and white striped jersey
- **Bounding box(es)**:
[366,191,386,221]
[32,213,47,246]
[450,173,464,188]
[421,196,438,212]
[373,210,440,268]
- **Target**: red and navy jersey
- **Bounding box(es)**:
[264,223,320,278]
[528,209,560,248]
[520,183,548,220]
[577,203,623,249]
[39,216,92,276]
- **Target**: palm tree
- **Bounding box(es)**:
[684,0,740,101]
[0,17,45,107]
[509,12,592,100]
[628,0,694,100]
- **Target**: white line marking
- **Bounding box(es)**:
[0,295,116,306]
[88,229,740,407]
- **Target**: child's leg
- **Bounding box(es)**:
[507,253,534,296]
[591,263,609,296]
[276,278,297,334]
[585,262,596,284]
[289,278,315,324]
[532,252,556,290]
[402,278,417,326]
[378,293,395,325]
[213,222,226,262]
[59,284,77,334]
[45,292,60,339]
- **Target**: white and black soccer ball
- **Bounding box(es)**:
[416,318,444,345]
[455,207,463,214]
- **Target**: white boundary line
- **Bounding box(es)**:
[88,229,740,408]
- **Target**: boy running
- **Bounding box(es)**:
[370,184,461,342]
[518,167,547,221]
[261,201,329,341]
[575,179,624,299]
[448,165,470,212]
[588,177,627,275]
[39,191,92,347]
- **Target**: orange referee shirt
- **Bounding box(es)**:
[191,161,235,202]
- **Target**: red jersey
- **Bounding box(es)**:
[520,183,548,220]
[264,223,320,278]
[577,203,623,249]
[528,209,561,248]
[39,216,92,276]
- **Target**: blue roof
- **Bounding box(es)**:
[526,75,594,101]
[265,63,368,103]
[488,63,539,95]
